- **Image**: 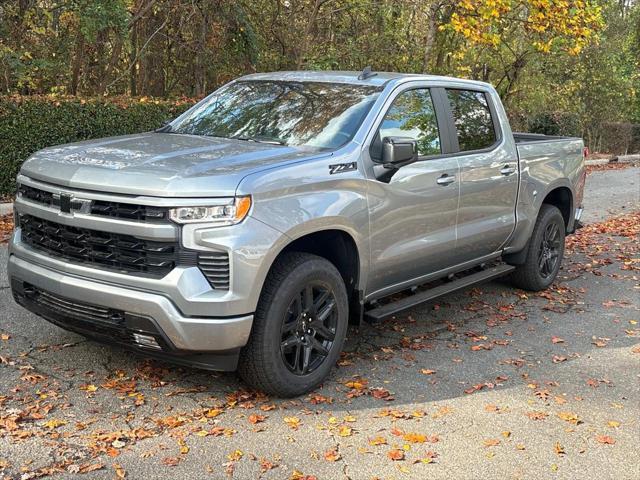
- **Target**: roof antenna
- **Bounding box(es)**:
[358,66,378,80]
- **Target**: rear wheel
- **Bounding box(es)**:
[510,204,565,291]
[238,252,348,397]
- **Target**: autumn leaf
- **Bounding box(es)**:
[228,450,243,461]
[248,414,266,424]
[421,369,436,375]
[483,439,500,447]
[337,425,352,437]
[403,432,426,443]
[284,417,301,430]
[554,442,565,455]
[162,457,180,467]
[113,464,126,479]
[387,449,405,461]
[205,408,224,418]
[551,336,565,344]
[525,411,548,420]
[595,435,616,445]
[43,418,67,429]
[369,436,387,446]
[324,448,341,462]
[371,388,394,400]
[557,412,581,424]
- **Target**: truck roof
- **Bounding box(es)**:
[239,70,492,89]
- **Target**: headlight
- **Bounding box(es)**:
[169,196,251,225]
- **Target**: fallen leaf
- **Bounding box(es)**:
[114,464,126,479]
[284,417,301,430]
[595,435,616,445]
[369,436,387,446]
[484,439,500,447]
[324,448,341,462]
[248,414,266,424]
[551,336,565,344]
[558,412,581,425]
[403,433,426,443]
[43,418,67,429]
[387,449,405,461]
[421,369,436,375]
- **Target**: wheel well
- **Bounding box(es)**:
[542,187,572,230]
[279,230,359,291]
[276,230,361,324]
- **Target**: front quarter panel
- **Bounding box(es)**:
[237,147,370,293]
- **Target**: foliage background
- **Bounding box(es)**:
[0,0,638,196]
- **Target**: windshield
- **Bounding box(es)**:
[169,80,381,149]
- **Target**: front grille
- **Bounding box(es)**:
[19,214,178,277]
[19,184,55,206]
[18,184,168,222]
[198,252,230,290]
[90,200,167,221]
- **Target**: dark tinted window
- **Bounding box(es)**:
[446,89,497,152]
[379,89,441,156]
[170,81,381,149]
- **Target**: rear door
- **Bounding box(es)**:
[444,88,519,263]
[364,86,461,297]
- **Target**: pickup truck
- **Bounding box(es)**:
[8,70,585,396]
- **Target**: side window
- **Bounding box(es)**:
[446,89,497,152]
[379,89,441,156]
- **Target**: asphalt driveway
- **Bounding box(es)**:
[1,167,638,480]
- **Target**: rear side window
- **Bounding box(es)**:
[379,89,441,156]
[446,89,497,152]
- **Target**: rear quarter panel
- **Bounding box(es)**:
[506,138,585,253]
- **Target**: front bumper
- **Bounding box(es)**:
[8,254,253,370]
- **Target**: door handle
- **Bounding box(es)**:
[500,164,517,175]
[436,174,455,186]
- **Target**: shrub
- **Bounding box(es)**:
[0,96,194,198]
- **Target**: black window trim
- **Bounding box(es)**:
[442,87,503,156]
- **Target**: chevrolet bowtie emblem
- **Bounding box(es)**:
[59,193,72,214]
[53,193,92,215]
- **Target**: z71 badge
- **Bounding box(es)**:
[329,162,357,174]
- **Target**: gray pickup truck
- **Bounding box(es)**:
[8,70,585,396]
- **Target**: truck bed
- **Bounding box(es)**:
[513,132,582,144]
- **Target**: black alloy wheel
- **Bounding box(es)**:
[538,221,561,278]
[280,282,337,375]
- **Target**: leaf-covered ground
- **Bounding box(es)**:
[0,169,638,480]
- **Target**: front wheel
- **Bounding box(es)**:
[510,204,566,291]
[238,252,349,397]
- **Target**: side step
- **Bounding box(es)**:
[364,264,515,322]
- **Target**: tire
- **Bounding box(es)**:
[509,204,566,291]
[238,252,349,397]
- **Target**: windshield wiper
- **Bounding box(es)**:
[232,135,286,146]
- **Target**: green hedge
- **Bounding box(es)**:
[0,96,194,198]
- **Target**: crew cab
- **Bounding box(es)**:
[8,70,585,396]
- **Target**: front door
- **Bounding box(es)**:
[365,87,460,297]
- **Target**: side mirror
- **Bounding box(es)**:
[381,136,418,167]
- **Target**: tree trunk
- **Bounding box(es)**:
[422,2,440,72]
[70,32,85,96]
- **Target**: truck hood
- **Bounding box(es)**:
[20,132,328,197]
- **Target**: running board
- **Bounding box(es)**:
[364,264,515,322]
